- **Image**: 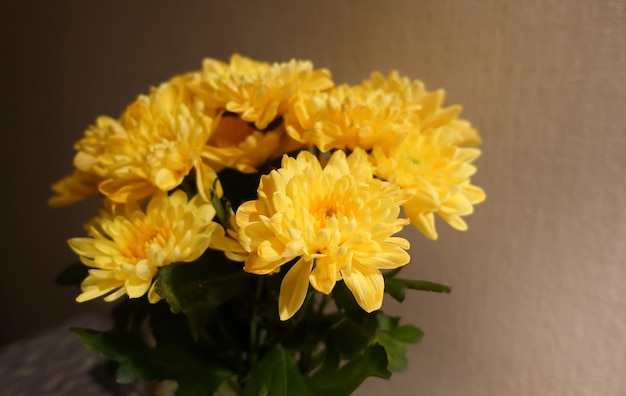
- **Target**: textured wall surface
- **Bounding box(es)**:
[2,1,624,395]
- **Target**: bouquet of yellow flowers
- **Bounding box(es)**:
[50,54,485,395]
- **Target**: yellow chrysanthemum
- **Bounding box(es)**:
[68,190,235,303]
[50,55,334,206]
[363,71,481,147]
[50,73,221,205]
[48,115,126,206]
[236,149,411,320]
[285,83,418,153]
[373,128,486,240]
[100,74,219,203]
[186,54,334,173]
[197,53,334,130]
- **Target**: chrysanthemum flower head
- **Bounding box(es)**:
[51,73,221,205]
[68,190,235,303]
[373,128,486,240]
[285,84,417,153]
[191,54,334,173]
[48,115,126,206]
[100,75,219,203]
[198,53,334,130]
[364,71,482,147]
[236,149,411,320]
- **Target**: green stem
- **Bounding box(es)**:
[249,276,265,369]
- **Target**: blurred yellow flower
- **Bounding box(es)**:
[50,74,221,205]
[101,75,219,203]
[373,128,486,240]
[191,54,333,173]
[363,71,481,147]
[68,190,234,303]
[285,84,417,153]
[49,115,125,206]
[48,170,101,207]
[50,55,335,208]
[198,53,334,130]
[236,149,411,320]
[200,112,287,173]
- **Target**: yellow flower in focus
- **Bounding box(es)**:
[363,71,481,147]
[373,128,486,240]
[236,149,411,320]
[68,190,234,303]
[285,84,417,153]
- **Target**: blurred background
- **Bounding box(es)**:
[1,1,624,395]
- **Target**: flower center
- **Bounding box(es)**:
[406,154,421,166]
[310,197,351,230]
[127,225,168,259]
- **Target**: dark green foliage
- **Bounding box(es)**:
[242,345,311,396]
[308,344,391,396]
[63,249,435,395]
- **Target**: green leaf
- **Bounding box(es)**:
[389,324,424,343]
[156,252,252,341]
[308,344,391,396]
[71,327,232,395]
[242,344,312,396]
[327,317,376,359]
[384,276,451,302]
[71,327,144,364]
[374,313,423,372]
[55,262,88,286]
[156,252,246,312]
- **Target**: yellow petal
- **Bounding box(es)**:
[405,209,438,240]
[147,282,161,303]
[355,245,410,269]
[463,184,486,204]
[441,194,473,216]
[279,259,313,320]
[438,213,468,231]
[342,268,384,313]
[125,276,151,298]
[155,168,178,190]
[67,238,98,257]
[244,251,285,275]
[102,288,128,302]
[309,257,338,295]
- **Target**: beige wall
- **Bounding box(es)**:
[2,1,624,395]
